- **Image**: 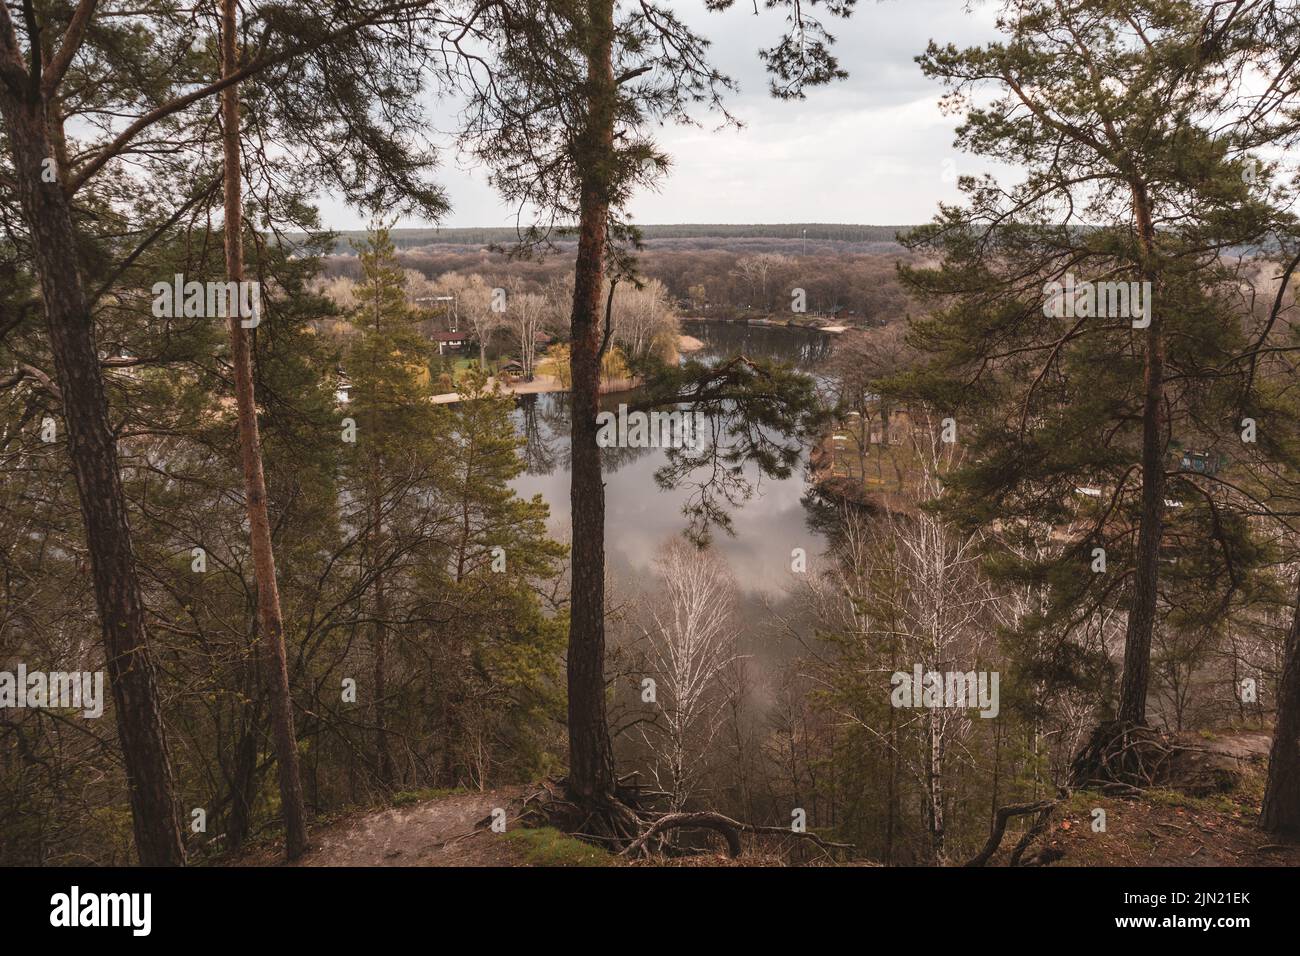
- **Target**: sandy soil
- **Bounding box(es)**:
[430,374,563,404]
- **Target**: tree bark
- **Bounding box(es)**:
[1261,575,1300,833]
[371,487,395,790]
[927,705,945,863]
[222,0,308,859]
[1117,183,1163,727]
[0,85,186,868]
[564,0,618,810]
[226,717,260,850]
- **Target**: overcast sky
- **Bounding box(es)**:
[318,0,1006,230]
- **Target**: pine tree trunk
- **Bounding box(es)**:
[565,0,618,810]
[226,717,260,850]
[1261,576,1300,833]
[0,93,186,867]
[1118,186,1163,727]
[371,488,395,789]
[222,0,308,859]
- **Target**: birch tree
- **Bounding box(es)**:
[636,539,739,811]
[610,277,677,362]
[807,413,997,862]
[439,273,499,369]
[505,288,547,379]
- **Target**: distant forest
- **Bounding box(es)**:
[301,223,915,254]
[317,234,922,324]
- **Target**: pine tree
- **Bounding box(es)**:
[0,0,450,865]
[344,225,441,789]
[450,0,856,831]
[221,0,308,859]
[892,0,1298,781]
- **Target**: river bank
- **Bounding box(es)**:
[680,315,850,334]
[430,332,704,404]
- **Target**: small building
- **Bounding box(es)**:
[334,368,353,405]
[499,360,528,381]
[868,407,913,445]
[430,331,466,355]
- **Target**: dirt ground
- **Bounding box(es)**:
[1028,793,1300,867]
[231,787,533,866]
[225,731,1300,868]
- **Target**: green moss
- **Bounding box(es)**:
[1143,788,1238,814]
[1065,790,1108,813]
[501,827,614,867]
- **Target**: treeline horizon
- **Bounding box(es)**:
[292,223,918,254]
[319,246,922,325]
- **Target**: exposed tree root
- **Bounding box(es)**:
[623,812,744,858]
[520,777,855,861]
[520,777,646,847]
[1009,801,1061,866]
[621,811,856,861]
[965,798,1061,867]
[1070,720,1172,789]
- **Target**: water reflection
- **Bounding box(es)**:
[686,320,835,371]
[509,321,832,599]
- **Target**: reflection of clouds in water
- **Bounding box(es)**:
[614,468,820,598]
[511,419,825,600]
[509,321,830,603]
[513,453,822,598]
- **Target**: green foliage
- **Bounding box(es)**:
[633,353,827,543]
[889,0,1299,679]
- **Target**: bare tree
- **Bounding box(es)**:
[828,323,914,486]
[804,413,997,863]
[636,539,739,811]
[731,253,789,311]
[888,418,996,862]
[505,288,548,379]
[609,277,677,361]
[439,273,500,369]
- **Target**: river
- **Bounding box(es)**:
[509,321,835,609]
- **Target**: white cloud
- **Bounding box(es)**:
[318,0,1006,229]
